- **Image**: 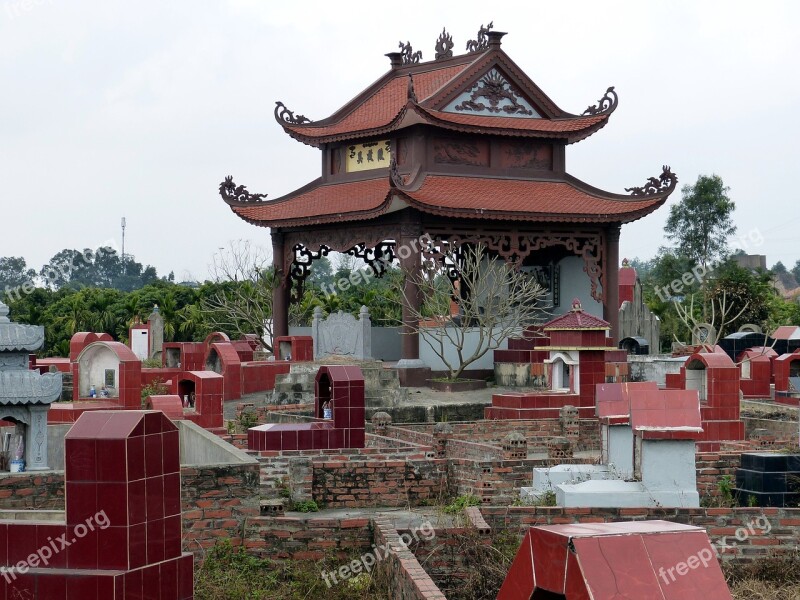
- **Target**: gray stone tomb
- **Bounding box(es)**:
[0,300,61,471]
[312,305,372,360]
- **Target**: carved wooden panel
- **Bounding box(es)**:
[396,138,409,166]
[499,141,553,169]
[330,147,343,175]
[433,138,489,166]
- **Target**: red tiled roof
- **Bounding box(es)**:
[280,51,611,146]
[544,307,610,330]
[229,177,392,228]
[282,63,472,142]
[227,173,668,228]
[402,175,666,224]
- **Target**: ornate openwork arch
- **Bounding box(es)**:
[422,229,605,302]
[283,226,402,301]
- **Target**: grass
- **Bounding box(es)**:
[194,539,392,600]
[727,553,800,599]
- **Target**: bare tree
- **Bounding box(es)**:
[398,244,550,380]
[202,240,276,350]
[672,291,749,346]
[208,240,270,282]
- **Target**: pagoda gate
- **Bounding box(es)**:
[220,25,676,384]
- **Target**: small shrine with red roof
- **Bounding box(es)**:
[219,24,677,383]
[487,299,628,420]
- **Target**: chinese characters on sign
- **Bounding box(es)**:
[346,140,391,173]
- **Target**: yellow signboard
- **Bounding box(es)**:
[346,140,391,173]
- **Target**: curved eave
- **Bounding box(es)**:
[281,105,407,148]
[395,173,673,225]
[281,102,611,147]
[224,176,395,229]
[411,104,611,144]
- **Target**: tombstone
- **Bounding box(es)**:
[498,521,732,599]
[0,411,194,598]
[691,322,717,346]
[0,300,61,471]
[312,305,372,360]
[148,304,165,360]
[618,260,661,354]
[618,335,649,355]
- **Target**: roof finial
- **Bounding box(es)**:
[398,41,422,65]
[466,21,494,52]
[407,75,417,103]
[571,298,583,312]
[434,28,454,60]
[385,51,403,69]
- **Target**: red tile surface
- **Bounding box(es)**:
[499,521,732,600]
[2,411,194,599]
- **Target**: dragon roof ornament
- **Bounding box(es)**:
[398,40,422,64]
[466,21,494,52]
[582,86,618,116]
[274,101,311,125]
[219,176,268,203]
[625,166,678,197]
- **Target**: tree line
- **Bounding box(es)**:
[631,174,800,350]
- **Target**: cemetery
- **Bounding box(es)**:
[2,18,799,600]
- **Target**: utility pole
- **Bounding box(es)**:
[121,217,127,263]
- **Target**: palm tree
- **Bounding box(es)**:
[157,292,178,342]
[178,303,210,341]
[58,294,91,335]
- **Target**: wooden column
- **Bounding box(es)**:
[399,221,422,362]
[271,229,289,341]
[604,225,621,343]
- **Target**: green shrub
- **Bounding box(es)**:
[442,494,481,515]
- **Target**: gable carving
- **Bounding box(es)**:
[445,69,541,118]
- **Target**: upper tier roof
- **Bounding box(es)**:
[274,32,616,147]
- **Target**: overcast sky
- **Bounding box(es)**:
[2,0,799,282]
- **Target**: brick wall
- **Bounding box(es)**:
[256,446,440,508]
[242,515,375,560]
[389,419,601,452]
[696,452,742,501]
[0,472,64,510]
[742,417,799,441]
[373,516,447,600]
[180,463,261,555]
[312,457,448,508]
